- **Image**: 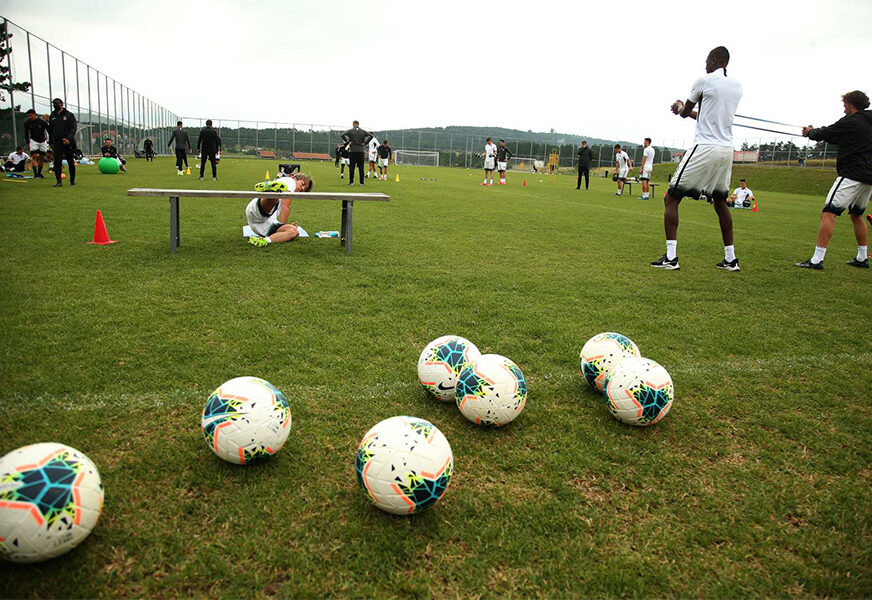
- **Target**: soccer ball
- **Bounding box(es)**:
[579,332,641,392]
[355,416,453,515]
[604,357,674,426]
[201,376,292,465]
[455,354,528,426]
[0,443,103,563]
[417,335,482,402]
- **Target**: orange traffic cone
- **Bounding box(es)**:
[752,200,758,213]
[87,210,118,245]
[522,179,527,187]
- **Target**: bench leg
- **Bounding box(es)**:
[345,201,353,254]
[340,200,348,247]
[170,196,179,253]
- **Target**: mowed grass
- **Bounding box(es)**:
[0,157,870,598]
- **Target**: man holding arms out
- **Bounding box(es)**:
[377,139,392,180]
[651,47,743,271]
[796,90,872,269]
[729,179,754,207]
[168,121,191,175]
[248,174,314,247]
[49,98,77,187]
[576,141,592,190]
[639,138,655,199]
[24,109,49,178]
[341,120,373,186]
[482,137,497,186]
[197,120,221,181]
[614,144,630,196]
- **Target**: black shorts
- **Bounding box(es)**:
[267,222,286,236]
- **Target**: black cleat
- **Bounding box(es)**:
[53,182,62,187]
[715,258,740,271]
[795,259,823,270]
[650,255,680,270]
[846,258,869,269]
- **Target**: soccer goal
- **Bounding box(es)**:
[507,156,540,172]
[394,149,439,167]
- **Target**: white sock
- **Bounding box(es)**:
[858,245,868,261]
[666,240,677,260]
[643,193,649,199]
[724,245,736,262]
[483,179,487,184]
[812,246,827,263]
[489,179,493,184]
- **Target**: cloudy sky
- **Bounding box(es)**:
[2,0,870,145]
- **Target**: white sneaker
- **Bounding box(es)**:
[177,170,183,175]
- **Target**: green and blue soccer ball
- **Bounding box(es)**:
[201,377,292,465]
[356,416,453,515]
[579,332,641,392]
[455,354,528,426]
[604,357,674,426]
[0,443,104,563]
[417,335,481,402]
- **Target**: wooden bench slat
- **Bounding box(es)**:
[126,188,389,201]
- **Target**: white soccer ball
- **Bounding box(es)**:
[579,332,641,392]
[417,335,481,402]
[604,357,674,426]
[455,354,528,426]
[355,416,453,515]
[0,443,103,563]
[201,376,292,465]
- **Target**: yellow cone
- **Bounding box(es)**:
[185,167,191,175]
[395,173,400,182]
[265,170,270,180]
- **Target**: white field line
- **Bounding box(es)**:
[1,353,869,414]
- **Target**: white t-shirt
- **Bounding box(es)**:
[732,186,753,202]
[615,151,630,169]
[688,68,743,146]
[641,146,655,170]
[6,152,29,165]
[368,137,379,153]
[484,142,497,158]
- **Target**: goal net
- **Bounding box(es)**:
[507,156,543,172]
[394,149,439,167]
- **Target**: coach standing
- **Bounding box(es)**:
[197,120,222,180]
[168,121,192,175]
[576,141,592,190]
[49,98,77,187]
[341,120,373,186]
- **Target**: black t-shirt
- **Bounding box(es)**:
[144,139,154,151]
[496,145,512,161]
[577,146,592,167]
[377,145,391,159]
[101,144,120,158]
[24,118,50,143]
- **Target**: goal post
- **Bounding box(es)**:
[394,149,439,167]
[507,156,541,172]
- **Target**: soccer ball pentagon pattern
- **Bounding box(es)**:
[455,354,528,426]
[604,356,674,426]
[0,443,103,563]
[417,335,482,402]
[579,332,641,392]
[356,416,453,515]
[201,376,292,465]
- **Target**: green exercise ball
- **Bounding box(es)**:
[98,157,120,174]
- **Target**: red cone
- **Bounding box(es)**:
[752,200,758,213]
[87,210,118,245]
[522,179,527,187]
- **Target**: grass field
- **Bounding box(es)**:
[0,157,870,598]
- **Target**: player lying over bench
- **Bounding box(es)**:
[246,173,314,247]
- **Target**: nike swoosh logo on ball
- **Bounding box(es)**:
[436,383,453,391]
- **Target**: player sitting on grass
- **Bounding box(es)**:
[797,90,872,270]
[729,179,754,207]
[248,174,314,247]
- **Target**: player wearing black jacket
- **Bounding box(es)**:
[496,140,512,185]
[197,120,222,180]
[48,98,77,187]
[796,90,872,269]
[144,137,155,162]
[376,140,392,180]
[24,109,50,178]
[341,120,373,185]
[101,139,127,172]
[576,141,592,190]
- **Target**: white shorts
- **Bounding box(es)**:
[618,166,629,180]
[484,157,496,170]
[377,157,389,167]
[245,198,281,237]
[822,176,872,216]
[668,144,733,202]
[497,161,507,171]
[29,140,49,153]
[368,152,377,163]
[640,166,653,180]
[340,157,350,166]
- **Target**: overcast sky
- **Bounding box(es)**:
[2,0,870,145]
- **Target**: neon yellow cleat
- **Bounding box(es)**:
[254,180,288,193]
[248,236,269,247]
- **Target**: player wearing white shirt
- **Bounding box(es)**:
[366,136,379,179]
[247,174,313,247]
[729,179,754,207]
[614,145,630,196]
[3,147,30,172]
[482,138,497,186]
[651,46,743,272]
[639,138,655,199]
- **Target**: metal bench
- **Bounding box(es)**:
[126,188,390,254]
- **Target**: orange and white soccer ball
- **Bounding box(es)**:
[417,335,481,402]
[579,332,641,392]
[604,357,674,426]
[455,354,528,426]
